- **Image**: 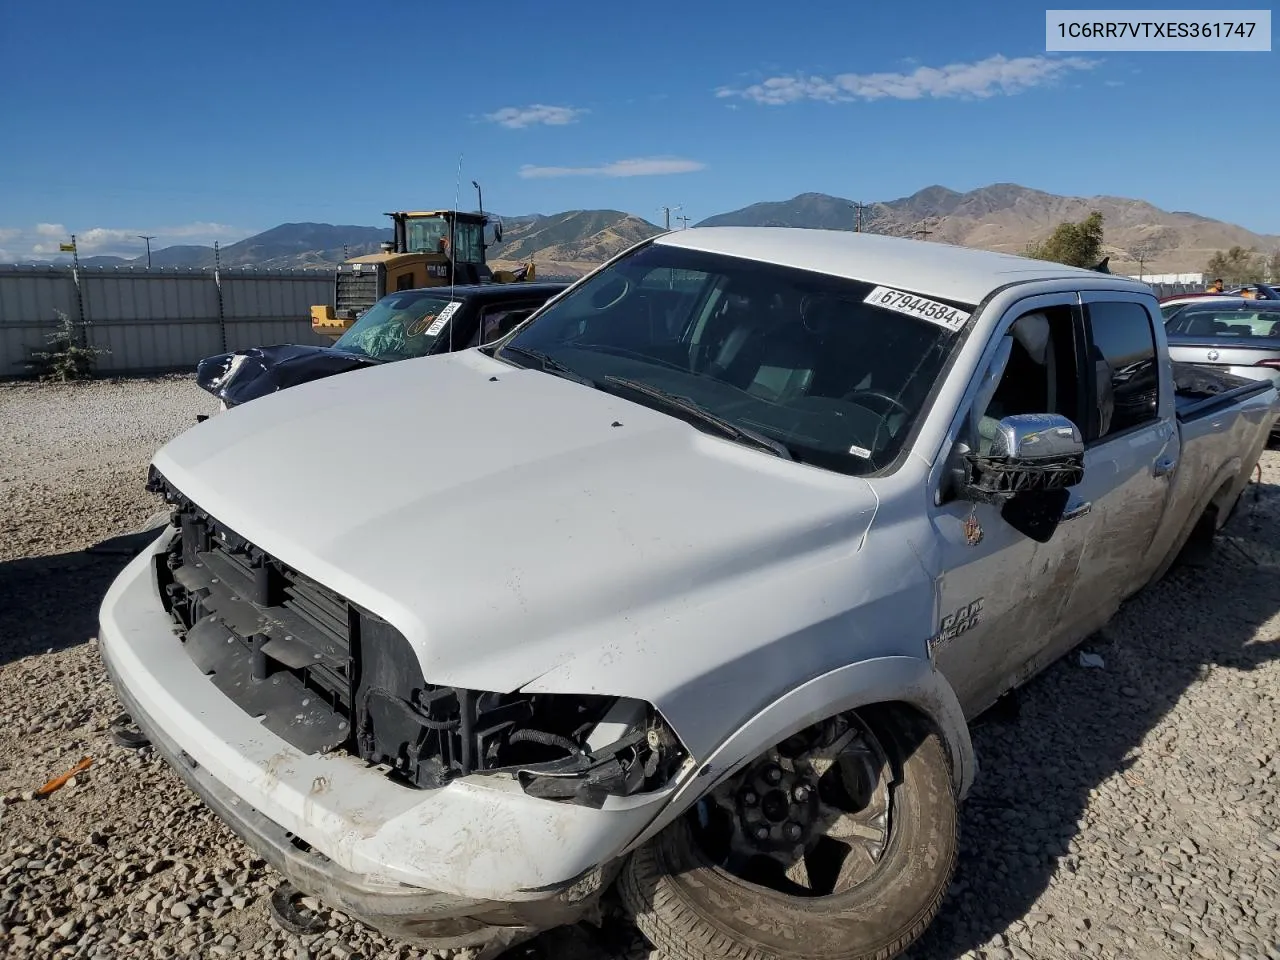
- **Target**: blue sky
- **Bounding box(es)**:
[1,0,1275,259]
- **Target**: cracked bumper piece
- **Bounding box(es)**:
[98,532,668,949]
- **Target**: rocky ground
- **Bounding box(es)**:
[1,375,1279,960]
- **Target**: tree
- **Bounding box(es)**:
[1204,246,1264,283]
[1025,211,1105,268]
[23,310,108,381]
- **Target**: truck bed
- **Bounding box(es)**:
[1172,360,1275,422]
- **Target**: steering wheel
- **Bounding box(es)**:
[841,388,910,418]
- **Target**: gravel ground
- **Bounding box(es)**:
[2,375,1279,960]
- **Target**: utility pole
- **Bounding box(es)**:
[850,202,866,233]
[137,235,155,269]
[1131,242,1152,282]
[676,214,691,229]
[913,218,934,240]
[659,205,682,231]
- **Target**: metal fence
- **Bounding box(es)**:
[0,264,334,377]
[1145,279,1268,298]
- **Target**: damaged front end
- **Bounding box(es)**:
[146,467,690,809]
[195,345,382,409]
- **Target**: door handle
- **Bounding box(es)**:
[1152,455,1177,478]
[1062,501,1092,522]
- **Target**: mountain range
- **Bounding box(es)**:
[43,183,1279,279]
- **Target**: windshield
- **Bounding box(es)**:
[333,290,465,360]
[405,218,449,253]
[495,242,970,475]
[1166,304,1280,338]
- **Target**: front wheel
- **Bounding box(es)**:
[619,705,958,960]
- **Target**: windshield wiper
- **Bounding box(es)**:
[597,376,793,460]
[498,344,596,387]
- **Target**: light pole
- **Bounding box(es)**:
[471,180,484,218]
[137,234,155,269]
[659,205,682,230]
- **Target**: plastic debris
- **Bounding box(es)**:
[1078,652,1106,669]
[35,756,93,798]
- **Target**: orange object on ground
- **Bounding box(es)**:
[35,756,93,797]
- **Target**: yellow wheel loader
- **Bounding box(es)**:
[310,210,535,340]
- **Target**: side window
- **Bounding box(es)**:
[478,306,537,345]
[1085,301,1160,440]
[977,305,1081,451]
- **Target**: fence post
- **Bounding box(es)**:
[214,241,227,352]
[68,235,92,350]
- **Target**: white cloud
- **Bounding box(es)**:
[484,104,587,128]
[1,222,243,261]
[716,54,1099,105]
[518,157,706,179]
[161,221,239,240]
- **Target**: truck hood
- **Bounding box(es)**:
[153,350,878,693]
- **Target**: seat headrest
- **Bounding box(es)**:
[1012,312,1051,365]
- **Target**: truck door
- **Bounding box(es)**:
[929,294,1096,718]
[1051,293,1175,642]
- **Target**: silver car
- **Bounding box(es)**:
[1163,297,1280,434]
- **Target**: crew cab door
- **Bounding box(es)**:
[929,295,1095,717]
[1051,293,1177,640]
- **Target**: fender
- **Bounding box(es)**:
[622,655,974,854]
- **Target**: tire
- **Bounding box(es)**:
[619,706,957,960]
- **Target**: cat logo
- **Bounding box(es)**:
[929,598,984,656]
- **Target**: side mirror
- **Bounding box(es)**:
[963,413,1084,502]
[960,413,1085,543]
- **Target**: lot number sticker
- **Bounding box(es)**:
[424,301,461,337]
[865,286,970,332]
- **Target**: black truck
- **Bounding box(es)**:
[197,281,569,409]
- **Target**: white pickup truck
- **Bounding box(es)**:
[100,228,1278,960]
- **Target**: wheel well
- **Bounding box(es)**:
[1177,477,1236,567]
[851,700,956,787]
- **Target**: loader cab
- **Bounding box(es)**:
[398,212,487,265]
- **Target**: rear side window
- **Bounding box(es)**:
[1085,301,1160,439]
[1168,307,1280,338]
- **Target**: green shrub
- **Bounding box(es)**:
[24,310,109,381]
